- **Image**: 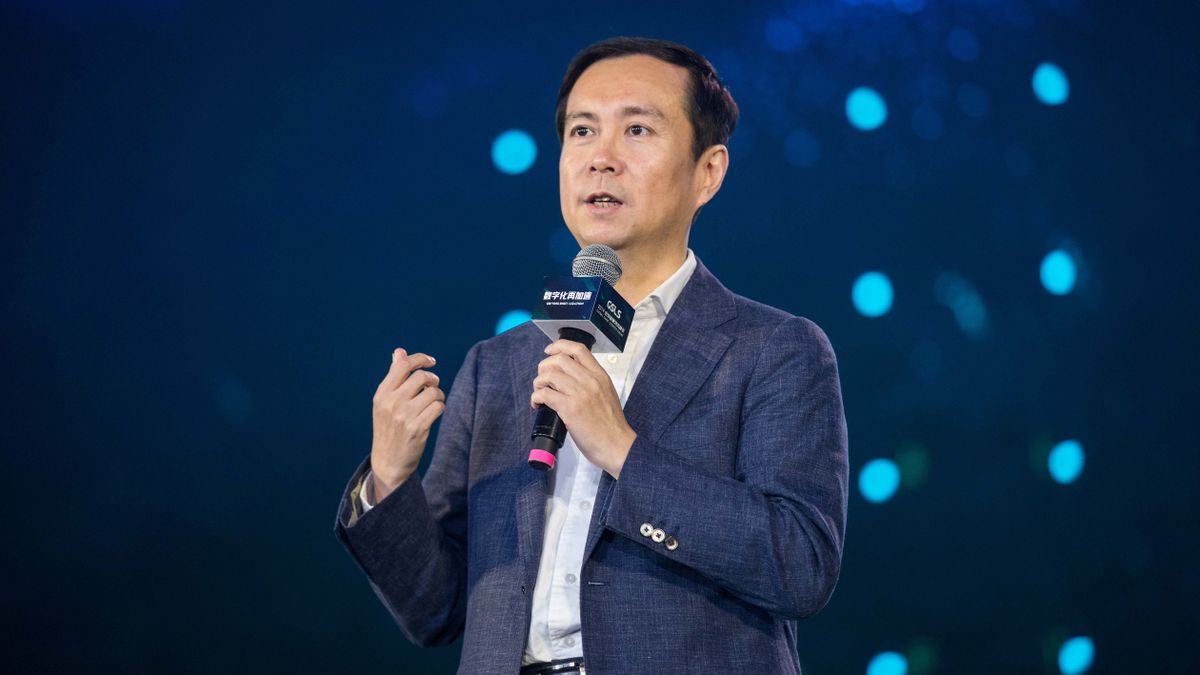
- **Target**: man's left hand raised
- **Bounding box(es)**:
[530,339,636,478]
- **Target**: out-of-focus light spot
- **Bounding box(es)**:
[765,17,804,52]
[1040,249,1077,295]
[867,650,908,675]
[891,0,925,15]
[495,309,532,335]
[905,639,940,675]
[895,441,931,488]
[1033,62,1070,105]
[492,129,537,175]
[846,87,888,131]
[784,129,821,167]
[934,272,989,338]
[859,459,901,504]
[957,83,989,118]
[915,69,950,100]
[947,28,980,62]
[1048,440,1085,484]
[1058,636,1094,674]
[852,271,894,317]
[911,105,944,141]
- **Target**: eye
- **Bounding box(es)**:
[569,126,593,137]
[628,124,651,136]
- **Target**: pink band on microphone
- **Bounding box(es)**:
[528,449,557,469]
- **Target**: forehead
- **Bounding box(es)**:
[567,54,691,118]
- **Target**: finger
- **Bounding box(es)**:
[536,355,585,391]
[412,397,446,429]
[396,368,441,400]
[405,381,445,411]
[546,340,607,376]
[380,352,437,393]
[532,370,581,396]
[531,386,566,411]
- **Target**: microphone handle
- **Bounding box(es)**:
[528,327,596,471]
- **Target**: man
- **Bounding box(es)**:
[335,37,849,675]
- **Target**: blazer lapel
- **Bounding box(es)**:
[583,258,738,560]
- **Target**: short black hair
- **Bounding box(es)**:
[555,37,739,162]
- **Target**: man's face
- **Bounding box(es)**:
[558,54,706,257]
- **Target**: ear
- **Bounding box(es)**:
[692,144,730,210]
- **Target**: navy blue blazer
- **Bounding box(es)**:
[335,258,849,674]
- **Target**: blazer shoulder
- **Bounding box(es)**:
[727,292,834,350]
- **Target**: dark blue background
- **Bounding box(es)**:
[3,0,1196,672]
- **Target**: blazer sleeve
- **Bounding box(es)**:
[603,316,849,620]
[333,341,481,646]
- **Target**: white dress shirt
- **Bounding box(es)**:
[361,249,698,665]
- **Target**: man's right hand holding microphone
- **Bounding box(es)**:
[368,348,445,504]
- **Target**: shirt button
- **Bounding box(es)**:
[664,535,679,551]
[639,523,654,537]
[565,573,577,584]
[651,528,666,543]
[564,637,576,647]
[579,500,591,511]
[606,354,619,364]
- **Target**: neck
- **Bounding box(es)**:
[611,244,688,306]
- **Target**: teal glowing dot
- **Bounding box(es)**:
[1033,62,1070,106]
[1058,636,1094,674]
[846,87,888,131]
[494,309,531,335]
[852,271,893,317]
[1040,249,1077,295]
[491,129,537,175]
[867,651,908,675]
[859,459,901,504]
[1048,440,1085,484]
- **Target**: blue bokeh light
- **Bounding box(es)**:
[852,271,894,317]
[1049,440,1085,484]
[765,17,804,52]
[494,309,532,335]
[846,87,888,131]
[1058,636,1095,674]
[934,271,989,338]
[491,129,537,175]
[947,28,980,62]
[1033,62,1070,106]
[859,459,901,504]
[1040,249,1077,295]
[867,650,908,675]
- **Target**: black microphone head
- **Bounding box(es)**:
[572,244,623,285]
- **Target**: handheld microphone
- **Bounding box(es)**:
[528,244,635,471]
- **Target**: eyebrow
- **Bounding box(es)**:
[565,105,668,123]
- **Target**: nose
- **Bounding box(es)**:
[588,132,623,175]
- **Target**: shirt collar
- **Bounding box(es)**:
[634,248,697,319]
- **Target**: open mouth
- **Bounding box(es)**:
[586,192,624,209]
